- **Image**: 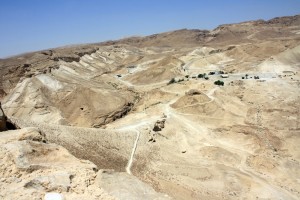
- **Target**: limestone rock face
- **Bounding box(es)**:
[0,128,115,200]
[0,127,168,200]
[0,103,7,131]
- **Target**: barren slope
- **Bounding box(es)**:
[0,14,300,200]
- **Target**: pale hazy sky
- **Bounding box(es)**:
[0,0,299,58]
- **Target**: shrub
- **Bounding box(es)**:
[198,74,205,78]
[185,75,189,78]
[214,80,224,86]
[186,89,202,96]
[204,77,209,80]
[168,78,176,85]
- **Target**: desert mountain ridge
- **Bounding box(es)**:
[0,14,300,200]
[2,14,300,58]
[1,14,299,95]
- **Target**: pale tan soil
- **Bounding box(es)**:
[1,15,300,199]
[0,128,116,200]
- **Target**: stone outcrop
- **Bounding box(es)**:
[0,127,115,200]
[0,103,7,131]
[153,119,166,132]
[0,127,170,200]
[97,102,134,128]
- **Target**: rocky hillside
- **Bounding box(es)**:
[0,14,300,200]
[1,15,299,94]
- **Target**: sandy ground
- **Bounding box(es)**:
[1,15,300,199]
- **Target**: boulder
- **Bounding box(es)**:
[25,172,71,192]
[153,119,166,132]
[17,127,46,142]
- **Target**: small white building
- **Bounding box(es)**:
[221,74,229,78]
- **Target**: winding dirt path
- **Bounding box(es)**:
[126,130,140,175]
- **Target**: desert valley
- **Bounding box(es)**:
[0,14,300,200]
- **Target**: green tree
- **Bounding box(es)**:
[214,80,224,86]
[198,74,204,78]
